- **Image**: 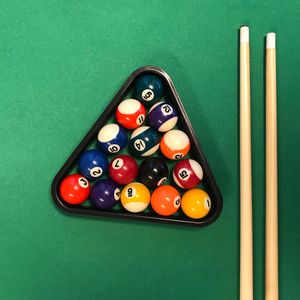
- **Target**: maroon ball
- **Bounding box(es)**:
[109,155,138,185]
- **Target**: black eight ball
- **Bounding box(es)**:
[138,157,169,189]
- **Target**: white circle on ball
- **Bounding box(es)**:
[90,167,103,178]
[204,197,211,210]
[177,168,191,181]
[78,177,89,188]
[149,101,164,113]
[161,104,173,116]
[112,158,124,169]
[98,123,119,143]
[142,89,154,101]
[173,195,181,208]
[126,187,136,198]
[108,144,120,153]
[172,153,184,160]
[134,139,146,151]
[157,177,167,186]
[118,99,141,114]
[114,188,121,201]
[164,130,190,150]
[136,114,145,125]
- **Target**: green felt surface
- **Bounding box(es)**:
[1,1,299,299]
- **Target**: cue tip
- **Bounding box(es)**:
[240,26,249,44]
[266,32,276,49]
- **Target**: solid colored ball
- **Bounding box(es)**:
[181,189,211,219]
[59,174,90,205]
[109,155,138,185]
[129,126,160,157]
[97,123,127,154]
[160,130,190,160]
[90,179,120,209]
[173,159,203,189]
[138,157,168,189]
[148,101,178,132]
[116,99,146,129]
[78,149,108,180]
[121,182,150,213]
[151,185,181,216]
[133,74,164,106]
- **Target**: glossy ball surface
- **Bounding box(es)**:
[181,189,211,219]
[151,185,181,216]
[121,182,150,213]
[173,159,203,189]
[90,179,120,209]
[109,155,138,185]
[59,174,90,205]
[133,74,163,106]
[148,101,178,132]
[138,157,168,189]
[97,123,127,154]
[129,126,160,157]
[116,99,146,129]
[160,129,190,160]
[78,149,108,180]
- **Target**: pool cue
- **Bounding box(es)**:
[239,26,253,300]
[265,32,278,300]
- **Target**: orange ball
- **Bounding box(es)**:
[160,130,190,160]
[151,185,181,216]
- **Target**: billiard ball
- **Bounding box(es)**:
[120,182,150,213]
[109,154,138,185]
[128,126,160,157]
[181,189,211,219]
[150,185,181,216]
[116,99,146,129]
[78,149,108,180]
[138,157,168,189]
[148,101,178,132]
[173,159,203,189]
[97,123,127,154]
[59,174,90,205]
[160,129,190,160]
[90,179,120,209]
[133,74,163,106]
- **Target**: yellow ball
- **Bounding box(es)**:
[121,182,150,213]
[181,189,211,219]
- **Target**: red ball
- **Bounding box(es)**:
[116,99,146,129]
[59,174,90,205]
[109,155,138,185]
[173,159,203,189]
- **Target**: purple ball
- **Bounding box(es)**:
[90,179,120,209]
[148,101,178,132]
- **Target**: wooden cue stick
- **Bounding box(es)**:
[265,32,278,300]
[239,26,253,300]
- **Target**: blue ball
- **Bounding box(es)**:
[78,149,108,180]
[134,74,163,106]
[128,126,160,157]
[90,179,120,209]
[148,101,178,132]
[97,123,127,154]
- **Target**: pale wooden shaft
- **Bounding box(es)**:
[265,46,278,300]
[240,29,253,300]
